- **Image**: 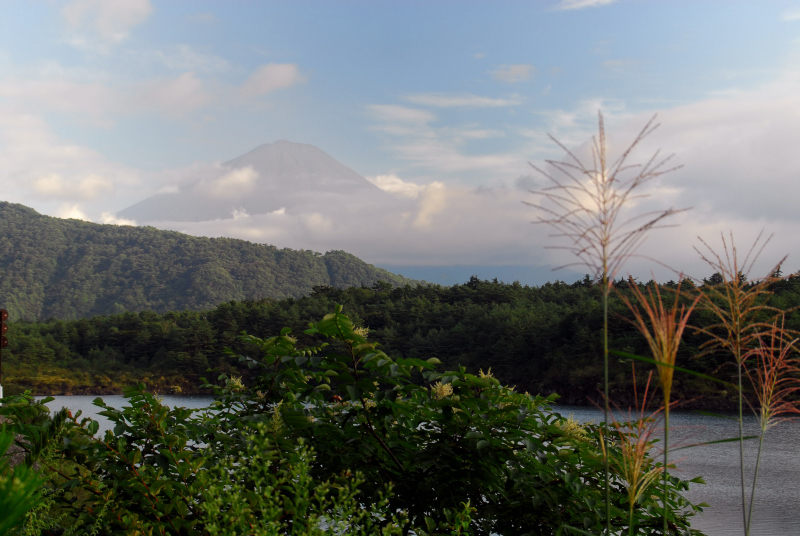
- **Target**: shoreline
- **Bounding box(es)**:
[14,386,742,412]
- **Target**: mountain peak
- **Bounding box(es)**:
[119,141,390,223]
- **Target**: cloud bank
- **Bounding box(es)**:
[62,0,153,49]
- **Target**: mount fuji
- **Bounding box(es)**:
[115,140,565,287]
[118,140,396,223]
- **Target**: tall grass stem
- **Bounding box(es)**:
[528,112,684,534]
[694,232,787,534]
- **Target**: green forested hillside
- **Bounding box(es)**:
[7,275,800,406]
[0,202,413,320]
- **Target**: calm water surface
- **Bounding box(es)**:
[38,396,798,535]
[38,395,215,435]
[556,404,800,536]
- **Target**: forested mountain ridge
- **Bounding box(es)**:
[0,202,414,320]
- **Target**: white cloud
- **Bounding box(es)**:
[0,76,124,127]
[100,212,136,225]
[239,64,305,97]
[194,167,258,198]
[154,184,180,194]
[781,9,800,21]
[0,108,141,220]
[78,175,115,198]
[0,68,215,125]
[0,52,301,129]
[62,0,152,47]
[553,0,616,10]
[139,45,229,73]
[138,182,540,268]
[231,208,250,220]
[392,140,522,174]
[368,174,426,198]
[34,173,114,200]
[517,68,800,279]
[623,82,800,225]
[33,174,64,195]
[129,78,800,278]
[55,203,91,221]
[348,65,800,277]
[441,127,506,140]
[368,104,436,124]
[299,212,334,234]
[491,64,535,83]
[368,102,525,178]
[140,72,213,115]
[523,97,628,151]
[413,181,448,227]
[404,93,522,107]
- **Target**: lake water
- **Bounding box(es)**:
[556,404,800,536]
[36,395,214,435]
[36,396,798,535]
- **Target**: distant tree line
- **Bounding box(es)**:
[6,273,800,407]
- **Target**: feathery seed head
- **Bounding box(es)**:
[527,112,685,285]
[619,278,700,404]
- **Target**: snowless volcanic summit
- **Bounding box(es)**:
[118,140,392,223]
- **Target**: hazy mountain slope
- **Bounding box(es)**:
[0,202,414,320]
[117,140,395,222]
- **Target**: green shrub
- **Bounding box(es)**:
[1,306,705,535]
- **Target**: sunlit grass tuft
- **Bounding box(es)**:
[618,277,699,534]
[742,315,800,535]
[694,231,792,535]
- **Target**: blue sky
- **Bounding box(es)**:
[3,0,800,284]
